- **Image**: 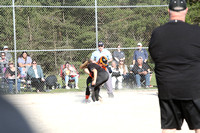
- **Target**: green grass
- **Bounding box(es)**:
[150,73,157,87]
[18,73,158,94]
[19,74,88,94]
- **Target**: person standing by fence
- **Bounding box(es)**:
[3,46,12,62]
[113,45,125,65]
[0,52,9,73]
[149,0,200,132]
[133,43,148,66]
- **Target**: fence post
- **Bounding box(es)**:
[95,0,98,49]
[12,0,18,93]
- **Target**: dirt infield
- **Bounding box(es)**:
[3,90,194,133]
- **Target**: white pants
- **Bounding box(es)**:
[112,76,123,89]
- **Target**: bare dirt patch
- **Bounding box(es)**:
[3,90,194,133]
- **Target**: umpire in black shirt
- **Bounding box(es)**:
[149,0,200,132]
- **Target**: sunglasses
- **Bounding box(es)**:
[98,45,103,47]
[32,63,37,64]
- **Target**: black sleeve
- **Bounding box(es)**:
[113,51,117,58]
[88,64,95,72]
[17,68,21,75]
[143,63,150,71]
[131,65,138,74]
[107,66,112,73]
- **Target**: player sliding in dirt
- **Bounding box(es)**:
[80,56,110,103]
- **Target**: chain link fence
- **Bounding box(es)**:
[0,0,169,94]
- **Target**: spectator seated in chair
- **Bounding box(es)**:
[131,56,151,88]
[4,61,21,94]
[118,59,129,87]
[18,51,32,83]
[27,60,45,93]
[60,61,79,89]
[110,61,123,89]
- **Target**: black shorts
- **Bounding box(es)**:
[159,99,200,130]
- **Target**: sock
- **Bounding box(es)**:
[85,95,89,99]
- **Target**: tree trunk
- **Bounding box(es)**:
[53,26,57,72]
[63,12,69,47]
[28,16,33,56]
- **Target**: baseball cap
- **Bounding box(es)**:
[137,43,142,46]
[9,61,14,65]
[3,46,8,49]
[98,41,104,46]
[169,0,187,12]
[137,56,143,60]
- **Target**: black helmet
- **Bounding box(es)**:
[98,56,108,66]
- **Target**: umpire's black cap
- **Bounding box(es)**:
[98,41,104,46]
[169,0,187,12]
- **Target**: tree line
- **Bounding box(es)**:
[0,0,199,74]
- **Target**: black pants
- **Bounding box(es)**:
[85,71,109,102]
[31,78,45,92]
